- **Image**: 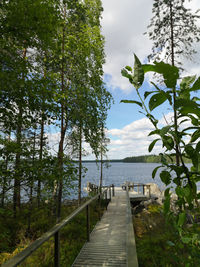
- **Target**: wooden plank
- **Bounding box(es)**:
[72,189,138,267]
[126,190,139,267]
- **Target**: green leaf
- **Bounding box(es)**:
[148,129,160,136]
[162,136,174,150]
[183,187,191,198]
[121,55,144,89]
[125,66,132,71]
[180,75,196,90]
[149,92,168,111]
[120,100,142,107]
[196,141,200,153]
[121,69,132,79]
[152,166,162,179]
[144,91,155,99]
[176,187,184,197]
[132,54,144,89]
[178,212,186,227]
[164,188,170,197]
[166,240,175,247]
[181,237,191,244]
[185,145,195,157]
[191,129,200,143]
[175,99,200,117]
[160,170,171,186]
[143,62,179,88]
[160,126,171,136]
[148,138,160,152]
[190,76,200,91]
[175,98,199,109]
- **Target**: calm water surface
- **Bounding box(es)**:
[82,162,166,190]
[67,162,200,199]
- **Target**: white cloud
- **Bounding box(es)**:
[46,112,196,160]
[106,117,159,159]
[101,0,153,91]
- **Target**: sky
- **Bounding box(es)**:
[83,0,200,160]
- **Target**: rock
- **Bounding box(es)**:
[145,183,162,198]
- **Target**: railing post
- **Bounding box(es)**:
[109,186,111,200]
[143,185,145,195]
[54,231,60,267]
[105,190,108,210]
[112,184,115,197]
[137,184,139,194]
[98,195,101,220]
[86,204,90,242]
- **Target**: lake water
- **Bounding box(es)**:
[68,162,199,199]
[81,162,166,191]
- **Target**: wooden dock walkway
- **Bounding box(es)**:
[72,188,139,267]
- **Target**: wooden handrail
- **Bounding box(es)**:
[126,184,139,267]
[122,183,151,197]
[2,186,114,267]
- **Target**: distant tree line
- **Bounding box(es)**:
[123,155,192,163]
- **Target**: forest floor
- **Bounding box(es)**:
[133,203,200,267]
[0,198,108,266]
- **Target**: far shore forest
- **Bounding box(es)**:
[83,154,192,163]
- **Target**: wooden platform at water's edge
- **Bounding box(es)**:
[72,188,138,267]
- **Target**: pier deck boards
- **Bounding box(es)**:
[72,188,138,267]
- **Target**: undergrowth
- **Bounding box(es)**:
[133,204,200,267]
[0,198,108,266]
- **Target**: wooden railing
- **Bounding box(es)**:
[87,182,115,197]
[2,185,115,267]
[122,182,151,197]
[126,184,139,267]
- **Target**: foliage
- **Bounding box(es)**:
[121,54,200,243]
[0,198,109,266]
[0,0,111,219]
[133,204,200,266]
[0,1,112,263]
[145,0,200,66]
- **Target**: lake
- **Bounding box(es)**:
[81,162,166,191]
[79,162,200,195]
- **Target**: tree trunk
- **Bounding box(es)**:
[1,132,11,207]
[13,107,22,217]
[37,112,44,207]
[170,0,180,171]
[28,130,36,233]
[78,126,82,206]
[13,47,27,217]
[100,147,103,193]
[56,12,67,220]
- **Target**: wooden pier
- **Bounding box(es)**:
[72,187,139,267]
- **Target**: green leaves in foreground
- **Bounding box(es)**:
[148,139,160,152]
[160,170,171,186]
[120,100,142,107]
[121,54,144,90]
[148,92,168,111]
[143,62,179,88]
